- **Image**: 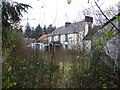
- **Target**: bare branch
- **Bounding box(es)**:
[94,1,120,32]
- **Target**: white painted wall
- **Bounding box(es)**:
[68,34,77,49]
[60,35,65,48]
[79,31,84,50]
[48,21,92,50]
[48,32,91,50]
[27,43,45,51]
[54,35,59,41]
[84,22,89,36]
[48,36,52,42]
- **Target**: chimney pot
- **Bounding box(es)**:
[65,22,71,27]
[85,16,93,23]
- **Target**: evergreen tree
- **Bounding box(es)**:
[2,1,31,49]
[27,24,56,39]
[2,1,31,29]
[34,24,43,39]
[24,23,32,38]
[43,25,47,34]
[46,24,56,34]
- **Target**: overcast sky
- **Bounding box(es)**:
[12,0,120,29]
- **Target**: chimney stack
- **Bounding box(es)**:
[85,16,93,23]
[85,16,93,34]
[65,22,71,27]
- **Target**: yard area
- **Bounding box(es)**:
[2,46,120,88]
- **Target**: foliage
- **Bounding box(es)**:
[93,29,115,52]
[2,48,60,88]
[91,26,120,88]
[2,47,120,89]
[34,24,43,39]
[2,1,31,28]
[24,24,56,39]
[24,23,32,38]
[115,15,120,21]
[2,1,31,89]
[45,24,56,34]
[2,0,31,54]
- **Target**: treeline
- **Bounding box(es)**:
[24,23,56,39]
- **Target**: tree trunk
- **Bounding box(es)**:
[117,1,120,67]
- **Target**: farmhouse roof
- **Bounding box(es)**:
[48,20,85,36]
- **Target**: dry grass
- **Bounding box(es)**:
[3,45,119,88]
[3,46,91,88]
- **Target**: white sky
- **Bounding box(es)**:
[12,0,120,29]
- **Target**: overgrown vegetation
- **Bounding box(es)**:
[2,47,120,88]
[2,1,31,55]
[2,0,120,89]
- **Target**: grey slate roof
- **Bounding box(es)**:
[48,20,85,36]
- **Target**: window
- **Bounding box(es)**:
[65,34,68,42]
[58,34,61,41]
[52,36,54,41]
